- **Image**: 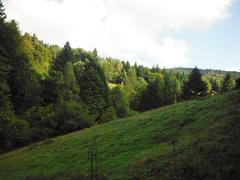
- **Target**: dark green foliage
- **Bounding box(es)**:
[182,67,208,99]
[221,73,235,92]
[210,78,221,93]
[138,72,180,111]
[0,1,6,22]
[0,53,11,111]
[122,61,130,73]
[25,105,58,140]
[236,78,240,89]
[135,65,149,81]
[50,42,73,73]
[0,111,29,152]
[98,106,116,123]
[9,55,42,115]
[25,101,92,140]
[55,101,92,134]
[110,87,129,118]
[48,42,79,102]
[78,57,112,120]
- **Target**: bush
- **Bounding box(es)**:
[98,106,116,123]
[25,101,93,140]
[0,111,29,151]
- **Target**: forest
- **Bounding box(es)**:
[1,0,240,154]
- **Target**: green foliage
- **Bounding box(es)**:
[110,87,129,118]
[9,54,42,115]
[48,42,79,102]
[0,0,6,22]
[25,105,58,140]
[236,78,240,89]
[54,101,93,134]
[50,42,73,73]
[100,58,126,83]
[182,67,208,99]
[98,106,116,123]
[210,78,221,93]
[137,72,180,111]
[25,101,93,140]
[202,77,212,96]
[123,68,147,102]
[221,73,235,92]
[0,111,29,152]
[78,57,112,120]
[21,34,56,77]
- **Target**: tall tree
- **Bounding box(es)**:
[110,87,129,118]
[182,67,207,99]
[0,0,11,111]
[221,73,235,92]
[78,56,111,121]
[236,78,240,89]
[47,42,78,102]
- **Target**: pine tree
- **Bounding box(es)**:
[182,67,207,99]
[0,1,12,111]
[78,57,111,120]
[0,0,6,22]
[50,41,73,73]
[48,42,79,102]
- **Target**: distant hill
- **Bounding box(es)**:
[169,67,240,79]
[0,90,239,179]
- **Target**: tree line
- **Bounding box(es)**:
[0,0,240,152]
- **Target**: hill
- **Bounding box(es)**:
[169,67,240,79]
[0,91,240,180]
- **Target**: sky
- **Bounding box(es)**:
[3,0,240,71]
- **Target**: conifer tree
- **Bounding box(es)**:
[182,67,207,99]
[78,56,111,120]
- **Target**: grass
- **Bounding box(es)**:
[0,90,239,180]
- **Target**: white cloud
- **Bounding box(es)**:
[4,0,235,67]
[47,0,64,3]
[226,66,240,72]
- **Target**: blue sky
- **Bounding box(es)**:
[180,2,240,71]
[4,0,240,71]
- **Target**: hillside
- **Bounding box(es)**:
[169,67,240,79]
[0,91,240,180]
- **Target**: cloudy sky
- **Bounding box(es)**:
[3,0,240,71]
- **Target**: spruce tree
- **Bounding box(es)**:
[182,67,207,99]
[78,56,111,121]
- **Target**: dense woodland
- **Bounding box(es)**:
[0,0,240,153]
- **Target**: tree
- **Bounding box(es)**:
[182,67,207,99]
[221,73,235,92]
[78,57,112,121]
[50,41,73,73]
[0,0,6,22]
[110,87,129,118]
[47,42,79,102]
[210,79,221,93]
[236,78,240,89]
[162,71,180,105]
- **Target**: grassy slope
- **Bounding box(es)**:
[0,91,239,180]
